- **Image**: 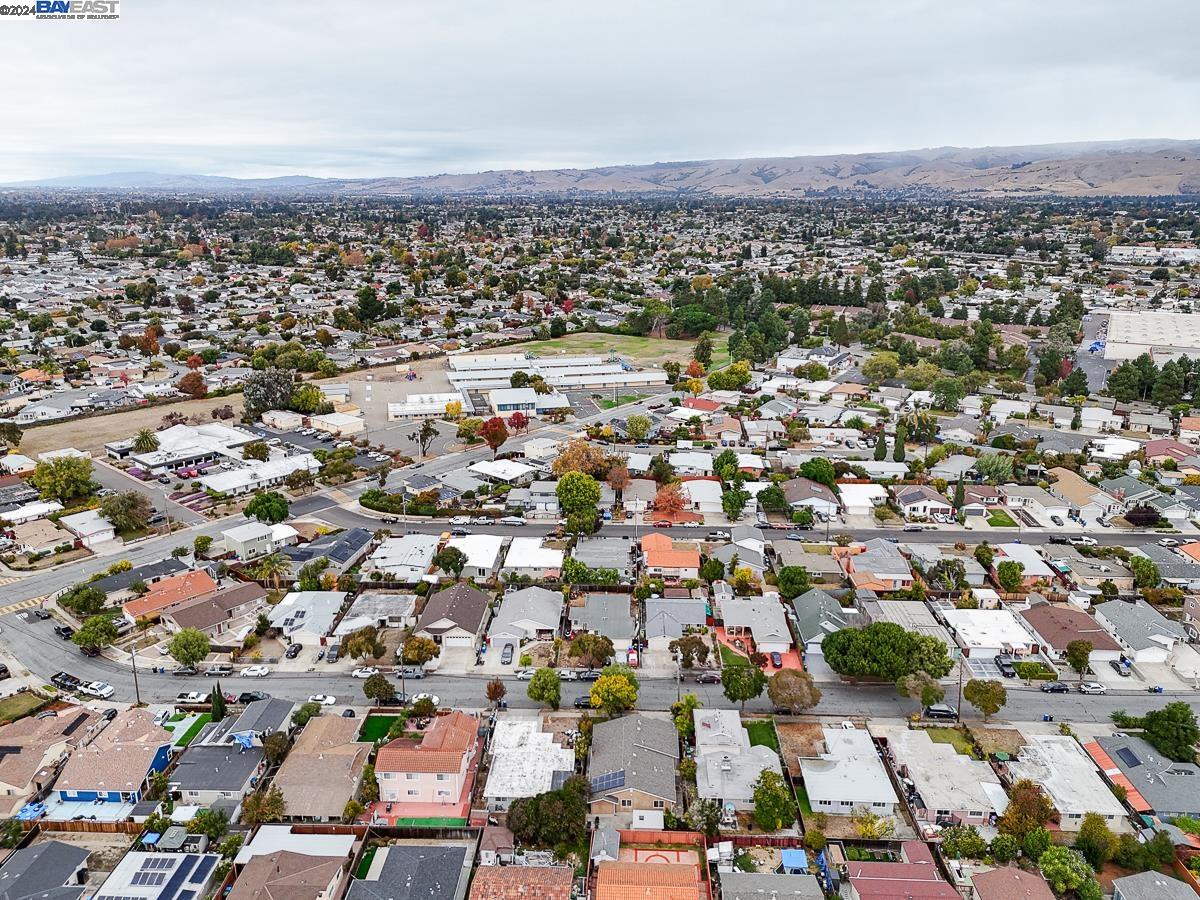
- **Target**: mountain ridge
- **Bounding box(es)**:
[7,138,1200,197]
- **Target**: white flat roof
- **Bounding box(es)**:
[502,536,564,569]
[483,720,575,800]
[799,727,897,807]
[941,608,1037,650]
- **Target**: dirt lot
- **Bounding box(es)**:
[776,720,827,777]
[968,724,1027,757]
[19,395,246,456]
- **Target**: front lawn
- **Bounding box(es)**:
[359,715,401,742]
[599,394,648,410]
[0,692,45,723]
[987,509,1017,527]
[744,719,780,753]
[174,713,211,747]
[720,643,748,668]
[924,726,975,757]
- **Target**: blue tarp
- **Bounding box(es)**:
[232,732,255,749]
[142,831,162,845]
[15,802,45,821]
[781,848,809,872]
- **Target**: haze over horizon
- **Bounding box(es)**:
[4,0,1198,183]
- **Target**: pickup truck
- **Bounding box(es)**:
[176,691,207,704]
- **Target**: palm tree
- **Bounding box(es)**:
[252,553,289,589]
[133,428,160,453]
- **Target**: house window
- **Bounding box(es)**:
[437,790,450,797]
[653,800,664,809]
[620,799,633,808]
[818,800,832,806]
[406,773,417,780]
[436,773,448,781]
[935,809,951,818]
[407,790,419,796]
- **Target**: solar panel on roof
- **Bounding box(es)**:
[190,857,215,884]
[62,713,89,736]
[161,855,197,900]
[1116,746,1142,768]
[590,769,625,792]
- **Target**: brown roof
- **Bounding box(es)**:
[375,711,477,774]
[56,708,173,793]
[0,706,100,793]
[469,866,573,900]
[226,851,345,900]
[123,569,218,620]
[972,867,1055,900]
[165,582,267,632]
[272,716,371,820]
[415,582,490,635]
[595,862,700,900]
[1018,603,1122,653]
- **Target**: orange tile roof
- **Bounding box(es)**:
[1179,543,1200,563]
[595,862,700,900]
[1082,741,1150,812]
[122,569,218,620]
[469,866,573,900]
[375,711,477,774]
[641,534,700,570]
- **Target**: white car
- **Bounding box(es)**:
[80,681,114,699]
[308,694,337,705]
[515,669,536,680]
[680,522,701,528]
[1159,538,1180,548]
[1068,536,1097,547]
[449,516,470,526]
[411,692,440,707]
[560,669,580,681]
[240,665,271,678]
[1078,682,1107,695]
[351,667,378,679]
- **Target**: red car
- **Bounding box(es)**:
[653,520,673,528]
[626,650,639,668]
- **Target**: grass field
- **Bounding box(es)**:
[720,644,749,668]
[794,783,814,816]
[511,332,731,368]
[0,692,45,723]
[355,846,377,878]
[745,719,780,753]
[175,713,211,748]
[600,394,647,410]
[359,715,400,742]
[925,727,975,757]
[987,509,1017,527]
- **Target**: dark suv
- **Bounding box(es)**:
[924,704,958,720]
[993,656,1016,678]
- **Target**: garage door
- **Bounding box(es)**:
[442,634,474,648]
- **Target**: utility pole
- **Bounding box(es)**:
[130,645,142,706]
[955,653,965,723]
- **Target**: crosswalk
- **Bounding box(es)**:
[0,596,42,617]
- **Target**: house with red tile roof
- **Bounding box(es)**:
[594,861,701,900]
[469,866,573,900]
[121,569,218,624]
[375,711,479,819]
[846,841,957,899]
[641,533,700,581]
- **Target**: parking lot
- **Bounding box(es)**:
[249,426,384,470]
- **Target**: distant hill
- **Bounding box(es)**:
[8,139,1200,197]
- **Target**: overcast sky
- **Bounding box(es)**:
[3,0,1198,181]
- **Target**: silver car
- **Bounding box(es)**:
[1078,682,1107,695]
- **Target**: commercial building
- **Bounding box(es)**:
[1103,310,1200,363]
[387,391,472,421]
[446,352,667,391]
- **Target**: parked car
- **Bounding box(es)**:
[1159,538,1180,548]
[376,694,409,707]
[101,708,118,722]
[0,664,9,680]
[694,671,721,684]
[573,696,593,709]
[902,524,924,532]
[515,669,535,680]
[398,666,425,680]
[240,665,271,678]
[308,694,337,705]
[449,527,471,537]
[411,692,440,707]
[1068,536,1097,547]
[499,516,527,526]
[626,650,639,668]
[202,664,233,676]
[53,625,74,639]
[449,516,470,526]
[560,669,579,681]
[238,691,271,704]
[31,609,52,620]
[284,643,303,660]
[51,671,80,691]
[1040,681,1070,693]
[924,704,958,720]
[80,681,114,699]
[653,520,673,528]
[175,691,206,704]
[1110,659,1132,677]
[172,666,198,677]
[707,531,730,540]
[326,645,340,663]
[1078,682,1107,695]
[351,667,378,679]
[578,669,602,681]
[79,645,101,658]
[770,651,783,668]
[500,644,514,666]
[993,656,1016,678]
[1050,515,1065,526]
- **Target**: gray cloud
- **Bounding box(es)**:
[2,0,1197,180]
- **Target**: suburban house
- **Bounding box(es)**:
[721,597,792,656]
[0,841,90,900]
[226,851,349,900]
[272,715,371,823]
[375,711,480,815]
[971,869,1055,900]
[0,707,102,816]
[791,589,856,657]
[367,533,439,583]
[52,709,173,808]
[442,534,505,580]
[571,537,634,582]
[782,478,840,517]
[999,485,1070,523]
[940,608,1039,657]
[121,569,219,625]
[644,597,707,650]
[161,582,267,639]
[569,593,636,651]
[1018,601,1123,662]
[499,537,563,580]
[846,841,957,900]
[1094,598,1187,663]
[1047,467,1121,523]
[1111,872,1197,900]
[482,720,575,812]
[487,586,562,649]
[588,715,678,820]
[991,542,1057,589]
[893,485,954,520]
[641,533,701,581]
[414,583,491,651]
[875,725,1008,830]
[1087,734,1200,820]
[267,591,346,647]
[469,867,573,900]
[836,540,915,592]
[798,726,899,817]
[1006,735,1130,834]
[693,709,782,812]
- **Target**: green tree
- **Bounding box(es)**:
[893,424,907,462]
[100,490,154,533]
[721,664,767,711]
[798,458,837,489]
[974,542,995,570]
[1074,812,1116,869]
[671,694,702,739]
[188,808,230,841]
[713,449,739,482]
[1065,640,1092,682]
[342,625,385,661]
[897,671,945,708]
[626,414,651,441]
[996,559,1024,592]
[433,546,467,579]
[242,440,270,462]
[998,779,1055,840]
[194,534,214,556]
[292,701,323,728]
[168,628,211,667]
[1023,826,1053,862]
[824,622,953,680]
[940,824,988,860]
[862,353,899,385]
[751,770,796,831]
[1130,555,1160,589]
[767,669,821,714]
[699,558,726,583]
[1038,846,1093,895]
[989,833,1020,863]
[210,681,227,722]
[133,428,159,452]
[401,635,439,667]
[362,673,395,702]
[243,368,296,419]
[1140,701,1200,761]
[241,785,286,825]
[776,566,812,600]
[975,453,1014,483]
[874,433,888,461]
[568,633,615,668]
[58,583,106,617]
[721,489,749,520]
[556,471,601,514]
[72,614,119,650]
[963,679,1007,721]
[30,455,95,503]
[589,672,638,715]
[245,490,289,524]
[527,668,562,709]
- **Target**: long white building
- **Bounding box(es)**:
[446,352,667,390]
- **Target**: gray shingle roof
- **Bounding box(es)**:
[590,715,678,802]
